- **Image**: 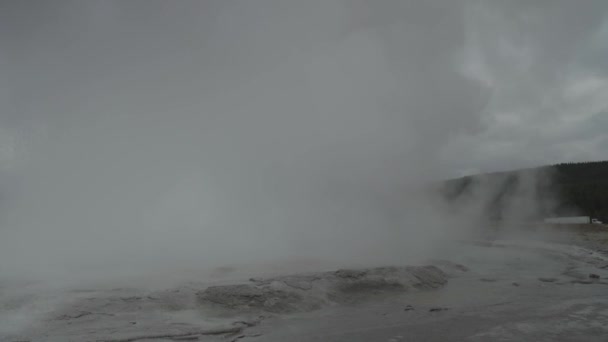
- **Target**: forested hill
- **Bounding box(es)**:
[441,160,608,222]
[551,161,608,221]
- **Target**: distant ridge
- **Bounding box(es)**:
[441,160,608,222]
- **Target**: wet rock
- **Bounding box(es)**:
[335,269,367,279]
[197,265,448,314]
[406,266,449,289]
[198,284,306,313]
[512,282,520,287]
[589,273,600,279]
[404,305,415,311]
[429,307,449,312]
[282,277,316,290]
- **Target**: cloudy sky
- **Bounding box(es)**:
[1,0,607,177]
[0,1,608,275]
[445,0,608,175]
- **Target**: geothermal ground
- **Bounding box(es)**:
[2,226,608,342]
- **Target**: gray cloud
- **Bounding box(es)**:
[448,0,608,174]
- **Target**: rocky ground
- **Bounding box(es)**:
[2,225,608,342]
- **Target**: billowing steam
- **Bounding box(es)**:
[0,0,604,284]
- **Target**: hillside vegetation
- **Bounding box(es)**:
[441,160,608,222]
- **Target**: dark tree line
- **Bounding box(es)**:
[441,160,608,222]
[552,161,608,222]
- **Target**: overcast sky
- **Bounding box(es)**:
[445,0,608,175]
[1,0,607,178]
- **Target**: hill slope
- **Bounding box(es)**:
[441,160,608,222]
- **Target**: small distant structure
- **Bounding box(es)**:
[543,216,603,225]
